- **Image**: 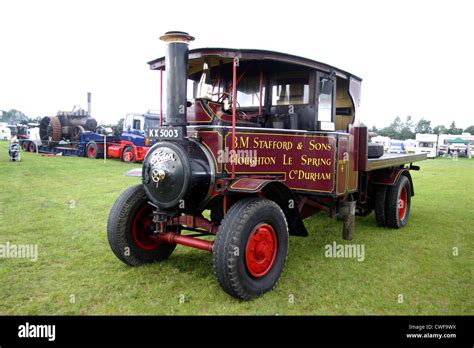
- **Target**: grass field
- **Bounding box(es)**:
[0,141,472,315]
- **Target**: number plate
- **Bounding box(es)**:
[148,127,182,140]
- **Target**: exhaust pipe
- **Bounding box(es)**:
[159,31,194,136]
[87,92,91,117]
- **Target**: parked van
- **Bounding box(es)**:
[0,125,12,140]
[388,140,405,154]
[416,133,437,158]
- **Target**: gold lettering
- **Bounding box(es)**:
[235,155,276,166]
[252,137,293,150]
[301,155,332,167]
[237,136,249,149]
[294,170,332,181]
[309,140,332,151]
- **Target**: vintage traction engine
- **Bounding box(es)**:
[39,95,97,146]
[107,32,426,300]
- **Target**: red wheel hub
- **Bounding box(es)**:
[124,150,134,162]
[29,143,35,152]
[22,142,28,151]
[132,204,162,250]
[89,146,96,158]
[398,186,408,220]
[246,223,278,277]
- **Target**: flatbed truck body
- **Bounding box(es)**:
[19,131,118,158]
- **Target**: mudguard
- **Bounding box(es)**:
[371,168,414,196]
[228,178,309,237]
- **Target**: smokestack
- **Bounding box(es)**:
[159,31,194,136]
[87,92,91,117]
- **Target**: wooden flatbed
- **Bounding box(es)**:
[366,153,427,171]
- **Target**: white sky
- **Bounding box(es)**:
[1,0,473,129]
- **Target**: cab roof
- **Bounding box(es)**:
[147,48,362,81]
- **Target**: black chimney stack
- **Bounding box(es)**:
[159,31,194,136]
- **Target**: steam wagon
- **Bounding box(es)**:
[107,32,426,300]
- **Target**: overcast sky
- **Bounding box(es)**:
[1,0,473,129]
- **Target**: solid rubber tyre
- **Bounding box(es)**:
[368,143,384,158]
[386,175,411,228]
[107,184,177,266]
[213,198,289,300]
[374,185,388,227]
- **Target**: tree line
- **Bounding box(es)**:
[2,108,474,140]
[368,116,474,140]
[0,109,41,124]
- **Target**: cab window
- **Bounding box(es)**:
[271,71,309,105]
[237,76,266,108]
[317,76,333,122]
[133,119,141,130]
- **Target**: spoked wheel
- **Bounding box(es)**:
[72,126,84,141]
[213,198,289,300]
[122,147,136,163]
[39,116,61,146]
[386,175,412,228]
[107,185,177,266]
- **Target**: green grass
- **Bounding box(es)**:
[0,142,472,315]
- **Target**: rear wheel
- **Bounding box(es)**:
[374,186,388,227]
[107,185,177,266]
[213,198,289,300]
[87,141,99,159]
[29,142,36,152]
[22,142,28,151]
[39,116,61,146]
[122,147,136,163]
[386,175,411,228]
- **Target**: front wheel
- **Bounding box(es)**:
[107,185,177,266]
[213,198,289,300]
[122,147,136,163]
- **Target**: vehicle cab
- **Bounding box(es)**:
[122,112,161,147]
[108,112,163,162]
[148,48,362,134]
